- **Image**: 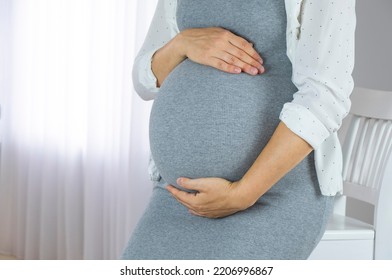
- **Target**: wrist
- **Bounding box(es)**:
[233,178,261,209]
[151,34,187,87]
[173,32,188,59]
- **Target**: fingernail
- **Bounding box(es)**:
[251,67,258,75]
[176,178,183,185]
[234,67,241,73]
[259,58,263,64]
[259,66,265,73]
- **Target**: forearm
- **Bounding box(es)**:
[151,35,186,87]
[240,121,314,205]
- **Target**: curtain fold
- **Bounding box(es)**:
[0,0,157,259]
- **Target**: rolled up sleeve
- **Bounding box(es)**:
[132,0,178,100]
[280,0,356,149]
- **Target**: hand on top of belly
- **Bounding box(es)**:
[178,27,265,76]
[166,177,256,219]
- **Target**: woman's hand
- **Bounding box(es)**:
[166,177,257,219]
[152,27,265,86]
[177,27,265,75]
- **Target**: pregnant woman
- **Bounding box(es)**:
[122,0,356,259]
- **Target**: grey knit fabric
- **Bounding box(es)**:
[122,0,334,259]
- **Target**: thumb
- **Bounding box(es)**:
[176,177,204,192]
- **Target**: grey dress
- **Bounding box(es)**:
[121,0,334,260]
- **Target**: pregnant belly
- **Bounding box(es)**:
[149,60,292,190]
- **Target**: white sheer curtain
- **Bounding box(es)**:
[0,0,157,259]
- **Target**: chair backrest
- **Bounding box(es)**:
[339,87,392,259]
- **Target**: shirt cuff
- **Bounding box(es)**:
[132,49,161,100]
[141,49,160,92]
[279,102,330,150]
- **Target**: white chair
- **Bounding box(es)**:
[309,87,392,260]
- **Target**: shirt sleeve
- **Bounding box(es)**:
[132,0,179,101]
[279,0,356,150]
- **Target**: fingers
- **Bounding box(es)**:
[209,57,242,74]
[166,185,201,211]
[219,48,264,75]
[167,187,216,218]
[166,176,244,218]
[211,31,264,75]
[167,178,208,212]
[166,184,240,218]
[182,27,265,76]
[228,34,263,63]
[209,54,263,75]
[232,48,264,74]
[227,34,264,73]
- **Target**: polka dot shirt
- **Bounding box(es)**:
[132,0,356,196]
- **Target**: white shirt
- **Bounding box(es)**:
[132,0,356,196]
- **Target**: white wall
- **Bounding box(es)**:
[353,0,392,91]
